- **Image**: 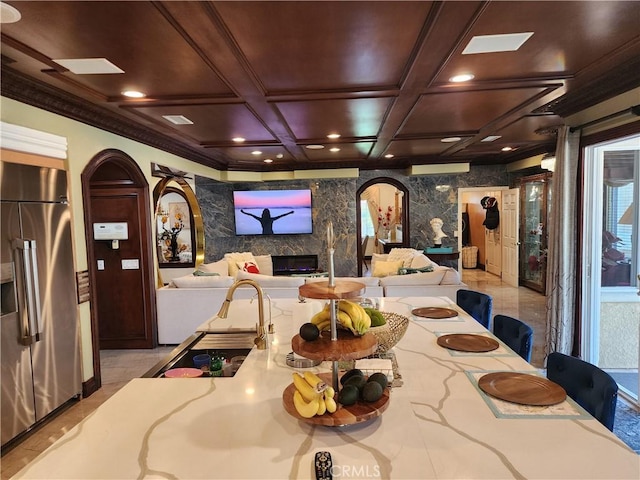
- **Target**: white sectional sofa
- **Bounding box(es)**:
[155,249,466,343]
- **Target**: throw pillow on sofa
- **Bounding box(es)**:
[398,265,434,275]
[225,252,257,276]
[197,259,229,276]
[387,248,420,267]
[410,253,439,269]
[254,254,273,276]
[236,260,260,274]
[372,259,404,277]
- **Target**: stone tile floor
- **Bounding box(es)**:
[2,271,637,478]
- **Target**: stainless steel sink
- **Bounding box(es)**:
[142,332,254,378]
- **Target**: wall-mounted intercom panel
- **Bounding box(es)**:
[93,222,128,240]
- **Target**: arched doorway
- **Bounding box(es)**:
[356,178,410,276]
[82,150,157,391]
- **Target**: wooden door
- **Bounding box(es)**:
[91,190,155,349]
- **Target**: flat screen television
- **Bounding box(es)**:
[233,189,313,235]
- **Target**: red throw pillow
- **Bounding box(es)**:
[238,261,260,274]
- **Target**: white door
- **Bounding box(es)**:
[582,134,640,408]
[501,188,520,287]
[485,191,502,276]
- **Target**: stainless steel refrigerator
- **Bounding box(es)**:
[1,161,81,449]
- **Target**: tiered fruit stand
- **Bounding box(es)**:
[282,278,391,426]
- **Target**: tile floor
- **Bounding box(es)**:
[2,271,637,478]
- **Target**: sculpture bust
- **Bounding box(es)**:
[430,217,448,246]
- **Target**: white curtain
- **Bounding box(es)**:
[545,126,581,359]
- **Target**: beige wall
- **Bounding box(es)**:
[1,97,222,382]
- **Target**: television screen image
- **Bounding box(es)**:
[233,189,313,235]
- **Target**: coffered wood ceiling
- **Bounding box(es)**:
[2,1,639,172]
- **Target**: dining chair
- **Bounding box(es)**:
[456,289,493,330]
[493,314,533,362]
[546,352,618,431]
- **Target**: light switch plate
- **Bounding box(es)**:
[97,259,105,270]
[121,259,139,270]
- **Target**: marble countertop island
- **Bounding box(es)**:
[14,297,639,479]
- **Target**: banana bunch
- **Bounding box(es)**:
[291,372,337,418]
[309,300,372,336]
[309,303,332,332]
[338,300,371,336]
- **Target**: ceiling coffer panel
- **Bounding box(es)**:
[3,1,233,98]
[127,104,276,144]
[399,88,549,136]
[274,97,394,140]
[214,1,433,93]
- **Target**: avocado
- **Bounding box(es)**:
[361,381,384,403]
[367,372,388,390]
[364,308,386,327]
[343,374,367,391]
[299,322,320,341]
[340,368,364,386]
[338,385,359,406]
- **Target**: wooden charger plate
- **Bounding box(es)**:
[437,334,499,352]
[478,372,567,406]
[282,373,390,426]
[412,307,458,319]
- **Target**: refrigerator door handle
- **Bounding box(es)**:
[13,239,42,345]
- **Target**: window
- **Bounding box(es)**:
[601,148,638,287]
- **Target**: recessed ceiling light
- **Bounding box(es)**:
[501,146,514,152]
[462,32,534,55]
[251,150,262,155]
[449,73,475,83]
[305,145,325,150]
[162,115,193,125]
[481,135,502,142]
[327,133,341,139]
[232,137,245,143]
[385,154,394,159]
[441,137,462,143]
[329,147,340,152]
[53,58,124,74]
[276,153,284,159]
[263,158,273,163]
[0,2,21,23]
[121,90,145,98]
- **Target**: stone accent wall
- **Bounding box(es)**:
[196,165,519,277]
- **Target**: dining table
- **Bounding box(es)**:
[12,296,639,479]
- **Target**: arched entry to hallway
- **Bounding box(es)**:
[82,150,157,390]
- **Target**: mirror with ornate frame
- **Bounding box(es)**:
[356,177,410,276]
[152,170,205,286]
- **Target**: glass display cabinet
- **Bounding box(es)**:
[518,173,553,293]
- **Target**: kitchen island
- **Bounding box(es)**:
[13,297,639,479]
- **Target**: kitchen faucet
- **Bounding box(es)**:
[217,279,269,349]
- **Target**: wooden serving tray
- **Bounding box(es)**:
[478,372,566,406]
[291,330,377,361]
[436,333,499,352]
[298,280,365,299]
[282,373,390,426]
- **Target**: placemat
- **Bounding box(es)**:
[466,371,590,420]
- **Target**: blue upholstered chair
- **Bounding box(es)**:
[493,314,533,362]
[546,352,618,431]
[456,289,493,330]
